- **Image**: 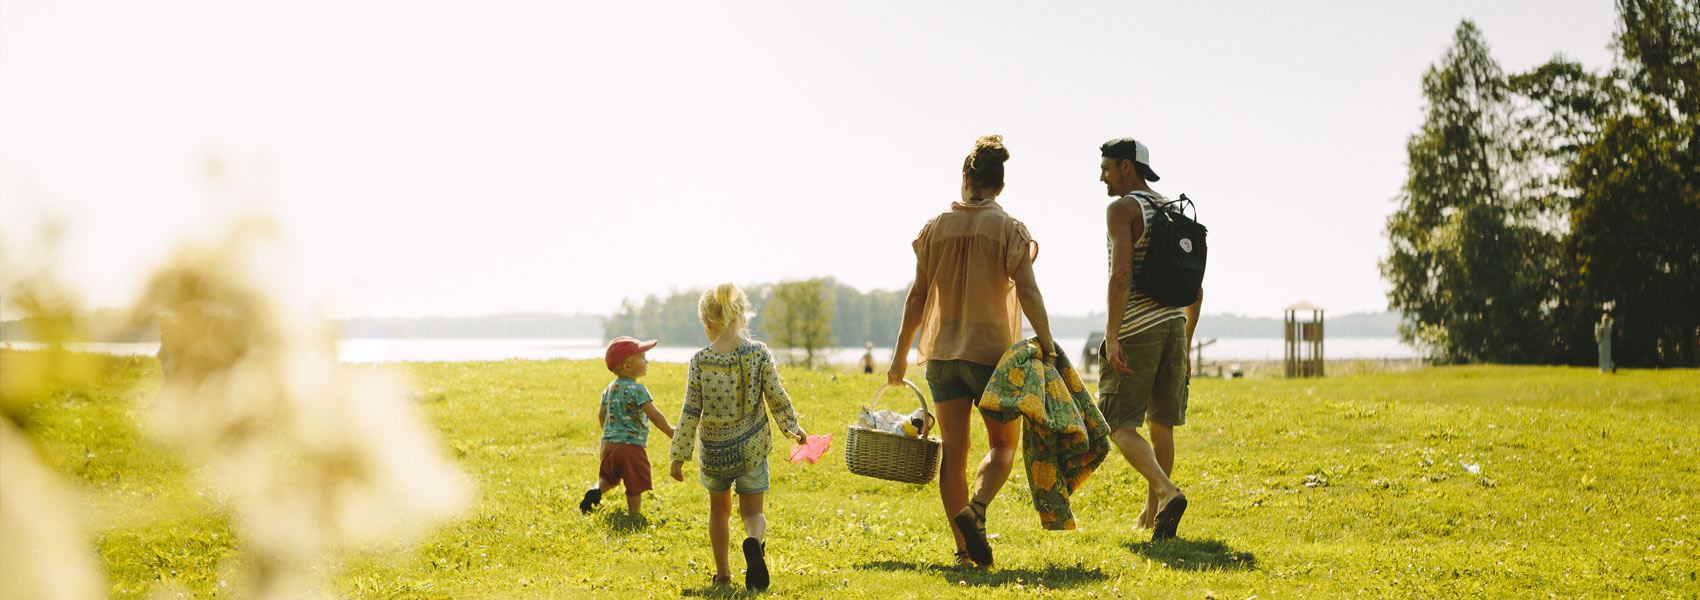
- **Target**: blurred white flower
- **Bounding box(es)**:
[0,420,106,600]
[136,220,471,599]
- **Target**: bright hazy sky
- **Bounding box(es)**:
[1,1,1617,319]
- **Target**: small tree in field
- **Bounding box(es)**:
[765,279,834,368]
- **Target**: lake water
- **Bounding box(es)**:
[7,336,1419,364]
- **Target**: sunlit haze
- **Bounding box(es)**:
[0,1,1617,319]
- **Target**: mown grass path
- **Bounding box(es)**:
[26,357,1699,598]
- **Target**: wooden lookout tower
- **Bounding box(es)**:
[1284,301,1325,377]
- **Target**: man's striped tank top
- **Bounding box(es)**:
[1108,191,1187,341]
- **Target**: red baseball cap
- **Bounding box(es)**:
[605,336,658,372]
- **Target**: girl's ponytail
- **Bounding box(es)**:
[699,283,751,341]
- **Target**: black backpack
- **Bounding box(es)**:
[1134,193,1207,307]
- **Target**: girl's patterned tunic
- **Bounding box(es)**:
[669,340,804,478]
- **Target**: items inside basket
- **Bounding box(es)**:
[854,406,935,438]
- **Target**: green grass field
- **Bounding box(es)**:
[18,355,1700,598]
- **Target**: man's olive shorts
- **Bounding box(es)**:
[1097,317,1189,430]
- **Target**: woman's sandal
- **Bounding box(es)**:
[952,499,993,567]
[953,549,974,567]
[710,574,732,587]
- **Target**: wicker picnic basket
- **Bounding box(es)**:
[845,380,941,484]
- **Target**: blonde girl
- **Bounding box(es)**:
[670,283,807,591]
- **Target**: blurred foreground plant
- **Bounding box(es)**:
[132,221,471,598]
[2,217,473,599]
[0,420,107,599]
[0,230,111,600]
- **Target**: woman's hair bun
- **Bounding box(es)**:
[964,134,1009,191]
[972,134,1009,165]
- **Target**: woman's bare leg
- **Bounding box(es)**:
[935,397,973,552]
[973,412,1022,505]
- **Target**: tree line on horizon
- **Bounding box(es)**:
[599,279,1407,363]
[601,279,901,363]
[1383,0,1699,368]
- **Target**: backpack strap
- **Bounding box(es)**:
[1126,191,1161,220]
[1149,193,1197,220]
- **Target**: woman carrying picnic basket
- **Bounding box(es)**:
[887,135,1059,568]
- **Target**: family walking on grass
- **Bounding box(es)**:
[580,135,1206,592]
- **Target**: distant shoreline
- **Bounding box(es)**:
[1,310,1404,343]
[3,336,1422,363]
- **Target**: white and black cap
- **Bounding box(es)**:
[1100,137,1160,181]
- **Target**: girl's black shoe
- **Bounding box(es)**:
[742,537,769,591]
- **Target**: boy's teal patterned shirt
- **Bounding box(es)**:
[601,377,653,446]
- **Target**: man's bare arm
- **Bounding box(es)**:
[1184,287,1203,345]
[1104,199,1142,373]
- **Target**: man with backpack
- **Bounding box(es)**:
[1097,137,1204,541]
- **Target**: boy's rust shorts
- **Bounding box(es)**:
[598,442,653,495]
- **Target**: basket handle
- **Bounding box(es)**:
[868,379,932,421]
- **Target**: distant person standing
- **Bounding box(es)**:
[1595,311,1615,373]
[156,312,181,379]
[859,342,876,374]
[1096,137,1200,541]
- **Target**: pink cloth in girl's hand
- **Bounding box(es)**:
[788,434,833,464]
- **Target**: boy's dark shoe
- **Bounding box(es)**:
[578,488,602,514]
[742,537,768,591]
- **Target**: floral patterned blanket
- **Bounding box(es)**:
[977,338,1112,530]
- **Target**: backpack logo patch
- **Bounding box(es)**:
[1179,238,1194,253]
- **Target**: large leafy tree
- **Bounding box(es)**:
[1386,3,1700,367]
[1567,0,1700,367]
[1506,60,1617,363]
[1383,21,1562,363]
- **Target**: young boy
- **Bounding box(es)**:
[580,336,675,516]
